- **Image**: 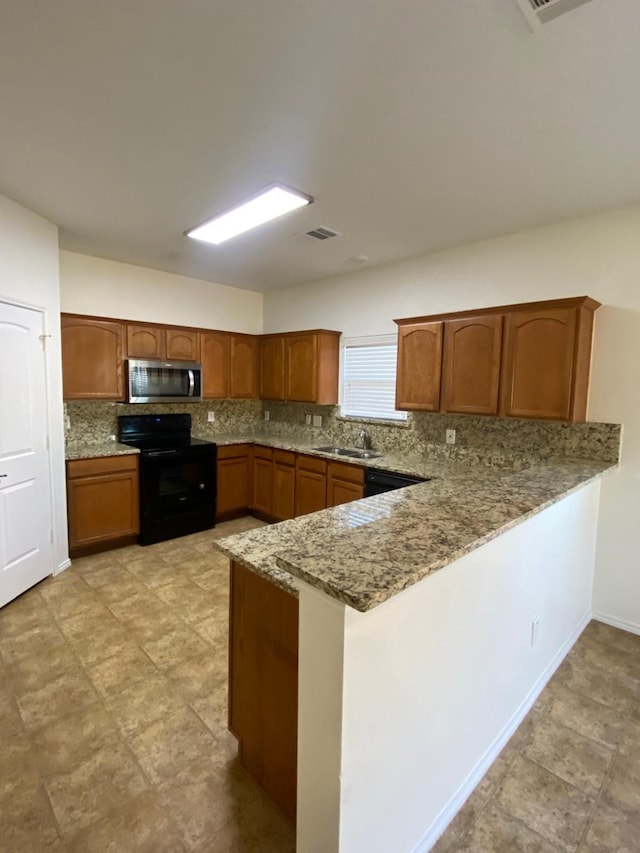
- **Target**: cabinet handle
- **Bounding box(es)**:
[0,474,7,478]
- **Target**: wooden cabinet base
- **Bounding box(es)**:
[228,560,298,824]
[69,534,138,559]
[66,455,140,556]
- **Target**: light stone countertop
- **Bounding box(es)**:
[65,441,140,460]
[64,432,615,610]
[215,457,615,610]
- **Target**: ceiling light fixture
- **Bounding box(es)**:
[186,183,313,245]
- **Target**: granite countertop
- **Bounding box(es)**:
[63,431,614,611]
[65,441,139,460]
[202,432,483,480]
[215,457,615,611]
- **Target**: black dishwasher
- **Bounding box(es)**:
[364,468,429,497]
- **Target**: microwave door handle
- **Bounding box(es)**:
[187,369,195,397]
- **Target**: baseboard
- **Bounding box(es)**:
[53,558,71,576]
[591,611,640,637]
[412,611,591,853]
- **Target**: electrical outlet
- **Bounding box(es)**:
[446,429,456,445]
[312,415,322,427]
[264,410,270,421]
[531,617,540,647]
[207,411,215,423]
[64,415,71,431]
[305,414,312,425]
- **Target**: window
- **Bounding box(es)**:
[341,335,407,422]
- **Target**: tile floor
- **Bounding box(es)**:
[0,518,295,853]
[1,519,639,852]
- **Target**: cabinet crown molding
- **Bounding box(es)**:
[394,295,600,327]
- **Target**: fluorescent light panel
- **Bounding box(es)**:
[187,183,312,245]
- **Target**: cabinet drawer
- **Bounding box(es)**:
[296,453,327,475]
[253,445,274,461]
[327,461,364,484]
[67,454,139,479]
[217,444,250,460]
[273,449,295,467]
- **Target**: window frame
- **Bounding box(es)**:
[339,334,408,424]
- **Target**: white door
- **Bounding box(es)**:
[0,301,54,607]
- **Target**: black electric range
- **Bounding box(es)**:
[117,414,217,545]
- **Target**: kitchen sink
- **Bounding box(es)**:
[314,446,383,460]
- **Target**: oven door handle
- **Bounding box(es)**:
[146,449,179,457]
[187,370,195,397]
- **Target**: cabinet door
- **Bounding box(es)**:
[229,560,298,824]
[396,322,443,411]
[201,331,230,399]
[441,315,503,415]
[230,335,258,399]
[286,335,317,402]
[216,449,250,517]
[260,336,286,400]
[272,461,295,521]
[251,448,273,515]
[294,466,327,516]
[166,328,199,361]
[61,316,125,400]
[500,307,576,421]
[126,324,165,359]
[66,456,139,552]
[327,461,365,507]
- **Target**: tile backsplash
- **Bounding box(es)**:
[258,402,622,467]
[65,400,263,445]
[65,399,621,468]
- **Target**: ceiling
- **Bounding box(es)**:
[1,0,640,293]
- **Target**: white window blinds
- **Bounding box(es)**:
[341,336,407,421]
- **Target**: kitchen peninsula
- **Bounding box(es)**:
[216,452,615,853]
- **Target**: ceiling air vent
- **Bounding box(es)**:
[516,0,596,29]
[302,226,342,241]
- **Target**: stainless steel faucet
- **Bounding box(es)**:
[358,428,371,450]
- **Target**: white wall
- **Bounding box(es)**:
[265,204,640,632]
[0,193,68,572]
[297,482,600,853]
[59,250,263,334]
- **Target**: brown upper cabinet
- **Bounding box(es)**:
[259,330,341,404]
[166,327,199,361]
[62,313,340,404]
[500,299,599,421]
[395,296,600,422]
[441,314,503,416]
[230,334,258,399]
[200,332,258,400]
[395,321,443,411]
[200,331,230,399]
[126,323,199,362]
[61,315,125,401]
[260,336,286,401]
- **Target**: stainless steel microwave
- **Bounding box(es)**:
[127,359,203,403]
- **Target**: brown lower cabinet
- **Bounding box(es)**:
[66,455,139,556]
[294,454,328,516]
[327,460,365,506]
[271,449,296,521]
[216,445,251,521]
[229,560,298,824]
[216,446,364,525]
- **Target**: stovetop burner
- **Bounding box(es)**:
[117,413,215,452]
